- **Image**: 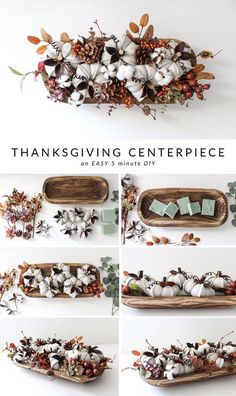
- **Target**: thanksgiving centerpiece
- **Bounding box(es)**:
[10,13,217,118]
[6,335,111,383]
[125,333,236,386]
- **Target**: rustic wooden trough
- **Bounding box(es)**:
[138,188,228,227]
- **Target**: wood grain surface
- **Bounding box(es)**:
[20,263,100,298]
[141,366,236,387]
[122,295,236,309]
[14,362,103,383]
[137,188,228,227]
[43,176,109,204]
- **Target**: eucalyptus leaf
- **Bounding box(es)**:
[145,370,152,379]
[232,219,236,226]
[103,277,109,284]
[9,66,24,76]
[230,204,236,213]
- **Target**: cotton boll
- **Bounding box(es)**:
[116,65,135,81]
[58,75,72,88]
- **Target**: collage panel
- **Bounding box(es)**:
[121,317,236,395]
[0,317,119,396]
[0,247,119,317]
[121,174,235,246]
[0,174,119,247]
[121,247,236,317]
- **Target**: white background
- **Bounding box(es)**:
[0,247,119,317]
[123,173,236,246]
[121,247,236,317]
[121,317,236,395]
[0,0,236,142]
[0,317,119,396]
[0,174,119,246]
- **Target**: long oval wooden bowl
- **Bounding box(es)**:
[122,295,236,309]
[14,362,103,383]
[43,176,109,204]
[138,188,228,227]
[140,366,236,387]
[20,263,100,298]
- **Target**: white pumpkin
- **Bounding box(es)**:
[168,268,187,288]
[154,68,173,86]
[144,279,179,297]
[191,283,215,298]
[65,349,81,360]
[102,35,138,66]
[23,267,43,288]
[51,263,71,283]
[207,352,231,368]
[118,65,157,102]
[183,277,198,294]
[123,272,152,291]
[39,277,60,299]
[204,271,231,290]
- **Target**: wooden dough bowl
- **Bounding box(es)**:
[122,295,236,309]
[43,176,109,204]
[141,366,236,387]
[138,188,228,227]
[20,263,100,298]
[14,362,103,384]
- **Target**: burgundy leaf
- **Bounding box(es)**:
[110,53,120,64]
[175,42,185,53]
[88,85,94,98]
[106,46,117,56]
[77,81,88,90]
[44,59,58,66]
[181,52,194,60]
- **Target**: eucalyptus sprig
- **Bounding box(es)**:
[122,174,138,244]
[99,257,119,316]
[226,182,236,226]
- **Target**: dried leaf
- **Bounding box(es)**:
[193,64,205,73]
[36,45,47,55]
[140,13,149,27]
[132,350,141,356]
[194,237,201,242]
[143,25,154,40]
[40,27,52,43]
[152,236,160,244]
[129,22,139,34]
[189,233,194,240]
[27,35,41,45]
[123,271,129,277]
[181,233,189,242]
[60,32,71,43]
[196,72,215,80]
[160,236,169,245]
[199,50,214,59]
[146,241,154,246]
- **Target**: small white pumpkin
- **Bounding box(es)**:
[140,352,155,368]
[191,283,215,298]
[222,344,236,354]
[183,277,198,294]
[167,267,187,288]
[145,278,179,297]
[204,271,231,290]
[49,352,60,370]
[207,352,231,368]
[123,271,152,291]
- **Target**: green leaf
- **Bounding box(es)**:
[100,256,112,264]
[105,291,111,297]
[113,297,119,307]
[139,366,146,377]
[145,370,152,379]
[226,192,232,197]
[9,66,24,76]
[232,219,236,226]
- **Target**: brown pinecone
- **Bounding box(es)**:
[78,39,104,64]
[136,46,152,65]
